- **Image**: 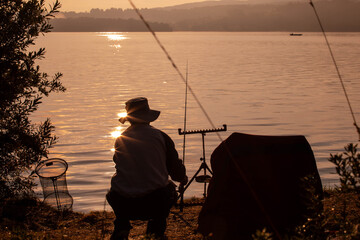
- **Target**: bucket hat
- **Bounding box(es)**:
[119,97,160,124]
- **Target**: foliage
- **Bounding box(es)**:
[293,175,327,240]
[325,143,360,239]
[329,143,360,193]
[323,190,360,240]
[252,228,273,240]
[0,0,65,202]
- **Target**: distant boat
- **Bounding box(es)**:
[290,33,303,36]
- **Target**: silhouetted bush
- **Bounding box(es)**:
[0,0,65,202]
[329,143,360,193]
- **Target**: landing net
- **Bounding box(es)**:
[35,158,73,211]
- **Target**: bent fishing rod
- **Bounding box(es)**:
[126,1,283,239]
[309,0,360,141]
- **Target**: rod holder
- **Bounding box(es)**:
[177,124,227,203]
[178,124,227,135]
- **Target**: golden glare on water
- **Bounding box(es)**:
[100,33,128,41]
[107,35,127,41]
[110,125,126,139]
[110,124,126,151]
[117,112,127,118]
[111,44,122,49]
[111,130,121,138]
[98,33,128,49]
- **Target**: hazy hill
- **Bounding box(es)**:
[51,18,172,32]
[53,0,360,32]
[160,0,303,10]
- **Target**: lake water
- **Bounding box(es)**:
[31,32,360,212]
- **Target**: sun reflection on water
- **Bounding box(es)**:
[111,126,125,138]
[99,32,128,40]
[110,130,121,152]
[110,118,127,151]
[99,32,128,49]
[117,112,127,118]
[106,34,128,41]
[111,131,121,138]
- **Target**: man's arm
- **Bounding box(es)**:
[161,131,187,183]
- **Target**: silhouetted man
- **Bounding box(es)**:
[107,97,187,240]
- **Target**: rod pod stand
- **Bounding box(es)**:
[177,124,227,211]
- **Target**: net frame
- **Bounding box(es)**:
[35,158,73,211]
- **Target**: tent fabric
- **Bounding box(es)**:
[198,132,323,239]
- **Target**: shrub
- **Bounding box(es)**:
[0,0,65,202]
[329,143,360,193]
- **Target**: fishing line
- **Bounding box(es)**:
[309,0,360,140]
[127,0,221,141]
[127,1,283,238]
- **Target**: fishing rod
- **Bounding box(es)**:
[179,62,189,212]
[182,62,189,166]
[309,0,360,141]
[127,1,283,239]
[127,0,221,141]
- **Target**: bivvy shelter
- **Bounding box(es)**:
[198,133,323,239]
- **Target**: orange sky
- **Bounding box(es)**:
[49,0,213,12]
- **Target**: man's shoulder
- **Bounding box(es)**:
[148,125,168,135]
[158,130,175,147]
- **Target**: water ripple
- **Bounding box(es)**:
[31,32,360,212]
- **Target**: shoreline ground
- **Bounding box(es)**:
[1,191,359,239]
